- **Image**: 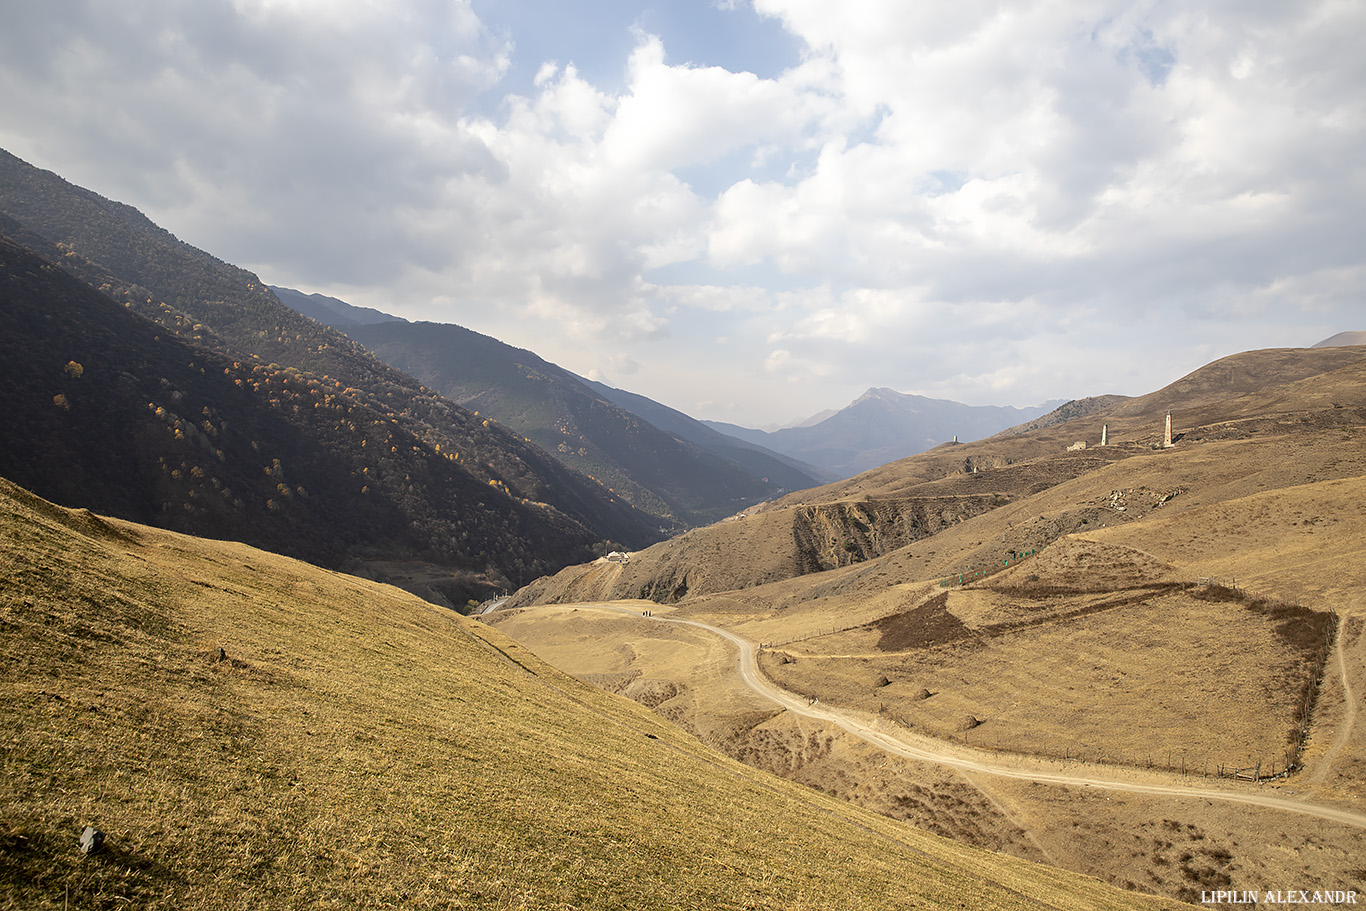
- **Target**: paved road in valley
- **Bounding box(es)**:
[579,603,1366,831]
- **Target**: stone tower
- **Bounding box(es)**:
[1163,412,1173,448]
[1100,424,1108,447]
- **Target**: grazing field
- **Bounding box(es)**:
[1077,474,1366,614]
[757,546,1335,775]
[490,596,1364,908]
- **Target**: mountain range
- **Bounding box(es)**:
[0,145,1069,607]
[0,148,662,604]
[515,342,1366,606]
[706,387,1065,478]
[331,316,821,528]
[268,280,1061,510]
[270,280,1060,490]
[274,283,819,526]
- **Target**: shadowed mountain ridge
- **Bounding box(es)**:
[0,233,623,602]
[0,149,662,600]
[340,316,822,527]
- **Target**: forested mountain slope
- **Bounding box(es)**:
[0,149,659,547]
[0,234,617,602]
[346,318,819,528]
[0,149,662,599]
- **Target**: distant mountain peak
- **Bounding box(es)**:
[1313,330,1366,348]
[714,388,1065,479]
[852,387,905,405]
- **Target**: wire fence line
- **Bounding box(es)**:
[938,549,1038,588]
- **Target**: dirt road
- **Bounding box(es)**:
[1309,621,1359,785]
[581,603,1366,831]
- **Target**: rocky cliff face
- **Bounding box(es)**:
[790,496,1006,573]
[507,493,1009,606]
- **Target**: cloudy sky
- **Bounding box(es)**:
[2,1,1362,426]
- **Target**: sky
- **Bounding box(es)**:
[1,0,1363,427]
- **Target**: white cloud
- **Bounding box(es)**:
[0,0,1361,426]
[602,33,818,172]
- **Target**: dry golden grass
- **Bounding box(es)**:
[757,572,1325,774]
[0,478,1179,910]
[489,595,1364,910]
[682,582,944,650]
[1078,475,1366,614]
[488,603,782,747]
[487,605,1057,868]
[972,773,1366,906]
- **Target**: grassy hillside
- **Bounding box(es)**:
[755,543,1335,775]
[0,477,1173,910]
[492,346,1366,906]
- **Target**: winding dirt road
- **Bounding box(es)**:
[584,603,1366,831]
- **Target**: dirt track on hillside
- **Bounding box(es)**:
[1310,620,1360,786]
[577,602,1366,831]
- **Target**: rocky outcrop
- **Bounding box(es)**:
[791,496,1005,573]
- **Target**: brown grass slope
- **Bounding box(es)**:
[753,546,1335,773]
[0,478,1180,911]
[632,378,1364,785]
[485,587,1363,907]
[588,345,1366,781]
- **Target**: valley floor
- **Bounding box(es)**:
[487,576,1366,908]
